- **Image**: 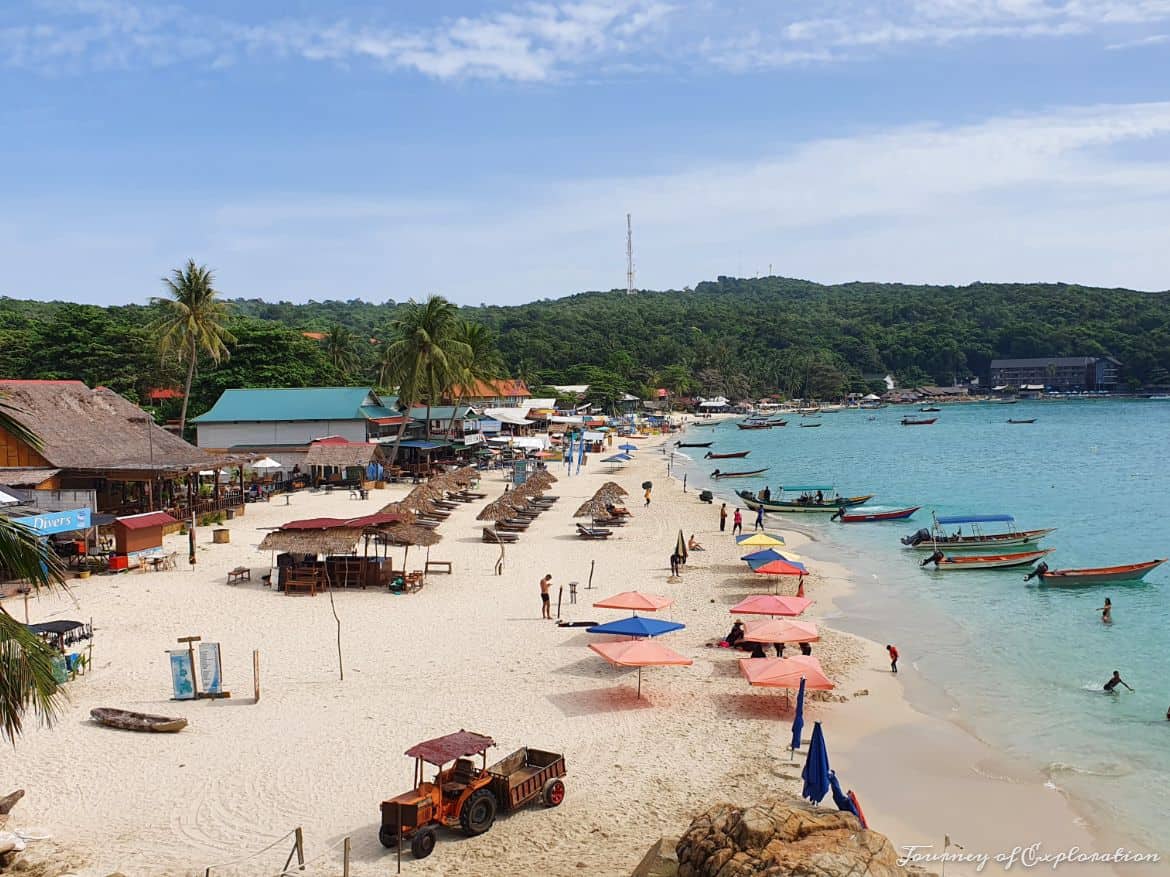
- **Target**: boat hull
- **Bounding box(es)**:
[736,423,772,430]
[1037,559,1166,586]
[839,506,920,522]
[738,491,874,512]
[712,468,770,479]
[901,418,937,425]
[705,451,750,459]
[91,707,188,733]
[905,528,1056,551]
[930,549,1052,570]
[677,442,713,448]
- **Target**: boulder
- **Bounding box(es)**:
[675,795,910,877]
[632,836,680,877]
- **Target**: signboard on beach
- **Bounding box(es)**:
[197,642,223,695]
[169,650,196,700]
[13,507,90,536]
[512,460,528,485]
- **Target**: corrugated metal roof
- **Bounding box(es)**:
[115,511,179,530]
[990,357,1096,368]
[191,388,398,424]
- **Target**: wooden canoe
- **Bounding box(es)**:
[738,491,875,512]
[736,422,772,430]
[676,441,713,448]
[1007,419,1036,424]
[705,450,750,459]
[91,707,188,733]
[711,468,770,479]
[901,417,937,425]
[798,423,822,428]
[1036,558,1166,585]
[924,549,1052,570]
[837,506,920,523]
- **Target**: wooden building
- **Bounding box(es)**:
[113,511,180,555]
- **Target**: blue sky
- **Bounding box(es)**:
[1,0,1169,306]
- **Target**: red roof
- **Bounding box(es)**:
[115,511,179,530]
[278,513,403,531]
[311,436,354,446]
[147,387,184,400]
[371,416,410,426]
[451,379,530,399]
[405,731,495,765]
[302,331,327,341]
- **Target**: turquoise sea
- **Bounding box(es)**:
[674,400,1169,850]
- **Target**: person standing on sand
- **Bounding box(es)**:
[1097,598,1112,624]
[644,486,652,506]
[719,503,728,531]
[754,506,765,531]
[732,508,743,535]
[540,574,553,619]
[886,644,899,673]
[670,552,681,576]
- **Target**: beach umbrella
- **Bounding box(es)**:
[739,655,834,691]
[593,591,673,613]
[801,722,831,804]
[754,559,807,578]
[674,530,688,564]
[378,523,441,575]
[574,498,612,519]
[742,619,820,645]
[251,457,282,471]
[0,488,18,505]
[736,532,785,547]
[601,482,627,496]
[602,453,632,464]
[730,594,812,617]
[589,640,693,697]
[618,443,638,452]
[828,771,860,818]
[587,616,685,638]
[745,553,806,573]
[790,676,807,752]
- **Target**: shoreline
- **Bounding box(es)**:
[0,425,1144,876]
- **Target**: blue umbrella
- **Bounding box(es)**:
[741,548,785,563]
[828,771,860,818]
[801,721,830,804]
[618,443,638,451]
[587,616,685,638]
[790,676,806,753]
[602,453,633,463]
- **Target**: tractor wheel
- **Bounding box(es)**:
[378,826,397,849]
[459,788,498,836]
[542,778,565,807]
[410,827,437,859]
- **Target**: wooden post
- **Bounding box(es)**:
[397,802,403,873]
[587,559,595,589]
[556,585,563,620]
[253,649,260,703]
[295,826,305,871]
[178,635,202,699]
[342,836,351,877]
[325,564,344,682]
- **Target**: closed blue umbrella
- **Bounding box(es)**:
[801,721,830,804]
[828,771,860,818]
[790,676,806,753]
[587,616,685,638]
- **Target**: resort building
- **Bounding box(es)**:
[191,387,406,449]
[989,357,1121,392]
[448,379,531,407]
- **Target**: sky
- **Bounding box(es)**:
[1,0,1169,306]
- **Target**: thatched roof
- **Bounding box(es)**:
[477,496,530,520]
[601,481,628,496]
[448,466,478,485]
[303,441,384,468]
[258,527,362,555]
[378,502,419,525]
[574,498,612,518]
[376,524,442,547]
[0,380,211,472]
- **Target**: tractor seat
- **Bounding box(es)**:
[452,758,477,783]
[442,782,467,799]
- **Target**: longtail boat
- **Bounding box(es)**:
[1007,419,1036,424]
[91,708,188,733]
[835,506,920,523]
[919,406,941,412]
[922,548,1052,571]
[1026,559,1167,586]
[901,417,937,425]
[901,513,1055,552]
[737,487,874,513]
[768,419,788,426]
[799,422,822,428]
[704,450,750,459]
[712,468,770,479]
[736,422,772,430]
[676,441,713,448]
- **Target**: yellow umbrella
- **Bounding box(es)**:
[737,532,786,547]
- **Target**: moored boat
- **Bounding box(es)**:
[1025,558,1167,586]
[736,421,772,430]
[922,549,1052,570]
[901,417,937,425]
[919,406,941,413]
[1007,419,1036,424]
[91,707,188,733]
[798,423,822,428]
[767,419,788,427]
[676,441,713,448]
[704,450,750,459]
[737,487,874,513]
[712,468,770,479]
[835,506,920,523]
[901,513,1054,551]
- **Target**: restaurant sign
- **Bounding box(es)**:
[13,507,91,536]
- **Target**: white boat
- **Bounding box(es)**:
[901,513,1055,552]
[922,549,1053,571]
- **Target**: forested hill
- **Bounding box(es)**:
[3,277,1170,420]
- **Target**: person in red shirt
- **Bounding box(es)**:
[886,644,899,673]
[732,508,743,534]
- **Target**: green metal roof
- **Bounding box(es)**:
[408,405,476,421]
[192,388,399,424]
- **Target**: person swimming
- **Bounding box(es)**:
[1096,597,1112,624]
[1103,670,1133,693]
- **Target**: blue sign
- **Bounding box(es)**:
[512,460,529,485]
[14,507,91,536]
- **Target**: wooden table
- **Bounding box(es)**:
[425,560,452,574]
[227,567,251,585]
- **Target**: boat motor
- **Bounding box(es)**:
[902,528,931,547]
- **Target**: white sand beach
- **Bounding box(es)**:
[3,433,1107,876]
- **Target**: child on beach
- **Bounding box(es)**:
[886,644,899,673]
[644,487,651,506]
[732,508,743,534]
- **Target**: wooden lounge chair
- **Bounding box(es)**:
[482,527,519,544]
[495,520,531,532]
[576,524,612,540]
[592,516,627,527]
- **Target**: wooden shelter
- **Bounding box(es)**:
[113,511,180,556]
[303,439,386,486]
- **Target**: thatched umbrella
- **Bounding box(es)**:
[378,523,442,577]
[601,481,627,496]
[378,501,419,525]
[592,487,625,505]
[449,466,478,485]
[574,498,612,519]
[477,497,528,521]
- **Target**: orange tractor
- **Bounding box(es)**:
[379,730,567,859]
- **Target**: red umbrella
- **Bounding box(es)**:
[754,559,806,577]
[730,594,811,617]
[589,640,692,697]
[739,655,834,690]
[741,619,820,644]
[593,591,673,613]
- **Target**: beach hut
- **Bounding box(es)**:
[258,524,363,595]
[112,511,179,565]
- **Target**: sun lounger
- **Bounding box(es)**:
[495,520,531,531]
[576,524,612,540]
[482,527,519,544]
[592,516,627,527]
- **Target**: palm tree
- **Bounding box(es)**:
[378,296,469,462]
[323,325,360,379]
[151,260,236,435]
[445,321,505,441]
[0,393,67,741]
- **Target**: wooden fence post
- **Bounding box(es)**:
[295,826,304,870]
[253,649,260,702]
[342,836,351,877]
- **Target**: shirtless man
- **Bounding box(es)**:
[540,573,553,619]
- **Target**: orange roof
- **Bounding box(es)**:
[452,379,530,398]
[147,387,184,400]
[302,331,327,341]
